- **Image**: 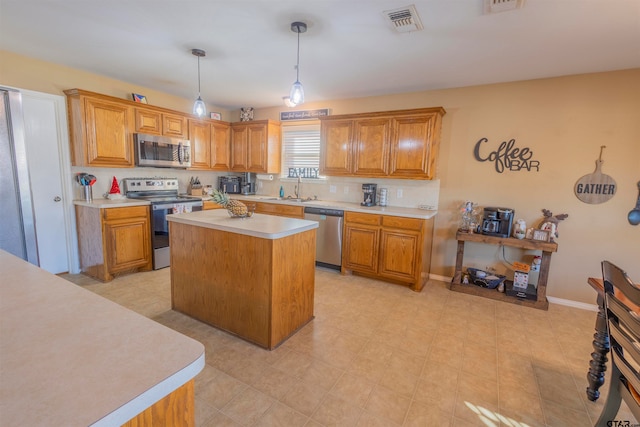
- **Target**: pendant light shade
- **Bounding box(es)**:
[289,22,307,106]
[192,48,206,117]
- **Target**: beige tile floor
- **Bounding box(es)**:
[61,268,637,426]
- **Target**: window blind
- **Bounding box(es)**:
[281,123,321,178]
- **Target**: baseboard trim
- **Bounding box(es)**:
[428,274,598,312]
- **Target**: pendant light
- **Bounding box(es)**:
[191,48,206,117]
[289,21,307,106]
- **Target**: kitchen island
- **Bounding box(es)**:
[0,250,204,427]
[167,209,318,350]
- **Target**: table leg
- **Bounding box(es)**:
[452,239,465,285]
[586,293,610,401]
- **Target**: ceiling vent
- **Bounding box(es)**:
[484,0,525,14]
[383,5,424,33]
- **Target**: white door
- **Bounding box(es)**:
[21,91,74,274]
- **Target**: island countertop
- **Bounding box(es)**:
[0,250,205,427]
[167,209,318,239]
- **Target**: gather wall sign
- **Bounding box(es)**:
[574,146,617,204]
[473,137,540,173]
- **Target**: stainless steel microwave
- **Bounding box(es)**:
[134,133,191,168]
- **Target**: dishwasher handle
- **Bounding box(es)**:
[303,207,344,217]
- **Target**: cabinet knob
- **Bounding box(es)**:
[54,196,62,202]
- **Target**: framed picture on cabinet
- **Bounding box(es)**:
[210,112,221,120]
[531,229,551,242]
[131,93,147,104]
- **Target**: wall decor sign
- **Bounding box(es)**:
[280,108,330,121]
[473,137,540,173]
[574,146,617,204]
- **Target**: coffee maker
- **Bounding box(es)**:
[240,172,256,195]
[361,183,377,207]
[481,207,514,238]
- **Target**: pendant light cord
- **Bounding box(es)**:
[296,26,300,81]
[197,55,202,95]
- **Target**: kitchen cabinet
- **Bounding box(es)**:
[231,120,281,173]
[203,200,223,210]
[210,121,231,170]
[134,107,188,138]
[343,212,433,291]
[64,89,134,168]
[188,119,211,169]
[319,107,445,179]
[75,205,152,282]
[449,231,558,310]
[254,202,304,219]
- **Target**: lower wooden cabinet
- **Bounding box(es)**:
[75,205,152,282]
[254,202,304,218]
[343,211,433,291]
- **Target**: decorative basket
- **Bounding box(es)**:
[467,268,506,289]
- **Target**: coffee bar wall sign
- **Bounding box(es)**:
[473,137,540,173]
[280,108,329,121]
[574,146,617,204]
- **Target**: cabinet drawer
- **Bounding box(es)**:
[103,206,149,221]
[345,211,381,226]
[203,201,223,210]
[255,202,304,218]
[382,215,423,231]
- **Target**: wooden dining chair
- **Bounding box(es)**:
[595,261,640,426]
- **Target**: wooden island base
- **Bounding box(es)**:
[169,220,316,350]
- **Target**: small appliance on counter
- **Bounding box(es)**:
[481,207,514,238]
[361,183,377,207]
[240,172,256,195]
[218,176,241,194]
[378,188,388,207]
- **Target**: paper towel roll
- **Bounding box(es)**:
[256,174,274,181]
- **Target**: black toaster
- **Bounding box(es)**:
[218,176,241,194]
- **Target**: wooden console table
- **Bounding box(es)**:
[450,230,558,310]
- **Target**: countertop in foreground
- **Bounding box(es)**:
[167,209,318,239]
[0,250,205,427]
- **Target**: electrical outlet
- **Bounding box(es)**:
[344,186,349,194]
[330,185,336,193]
[397,188,403,198]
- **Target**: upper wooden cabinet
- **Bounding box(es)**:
[188,119,212,169]
[230,120,281,173]
[320,107,445,179]
[188,119,231,171]
[210,121,231,171]
[134,107,187,138]
[64,89,135,168]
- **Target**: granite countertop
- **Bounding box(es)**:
[228,195,438,220]
[167,209,318,239]
[0,250,205,427]
[73,198,150,208]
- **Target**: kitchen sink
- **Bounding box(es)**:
[267,197,319,203]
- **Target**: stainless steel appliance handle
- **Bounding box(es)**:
[177,142,183,164]
[152,201,203,210]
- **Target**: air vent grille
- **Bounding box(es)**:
[484,0,525,14]
[383,5,423,33]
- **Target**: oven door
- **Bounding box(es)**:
[150,201,202,269]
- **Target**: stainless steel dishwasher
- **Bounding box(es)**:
[304,207,344,270]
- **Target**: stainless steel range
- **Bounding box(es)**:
[123,178,203,270]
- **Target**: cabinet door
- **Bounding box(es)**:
[163,113,188,138]
[254,202,304,218]
[211,122,231,170]
[230,125,248,171]
[389,115,437,179]
[353,118,390,176]
[378,228,421,283]
[84,97,134,167]
[188,120,211,169]
[134,108,161,135]
[320,119,353,175]
[104,217,151,273]
[247,124,267,172]
[343,223,379,274]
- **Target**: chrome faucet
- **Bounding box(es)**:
[294,171,301,199]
